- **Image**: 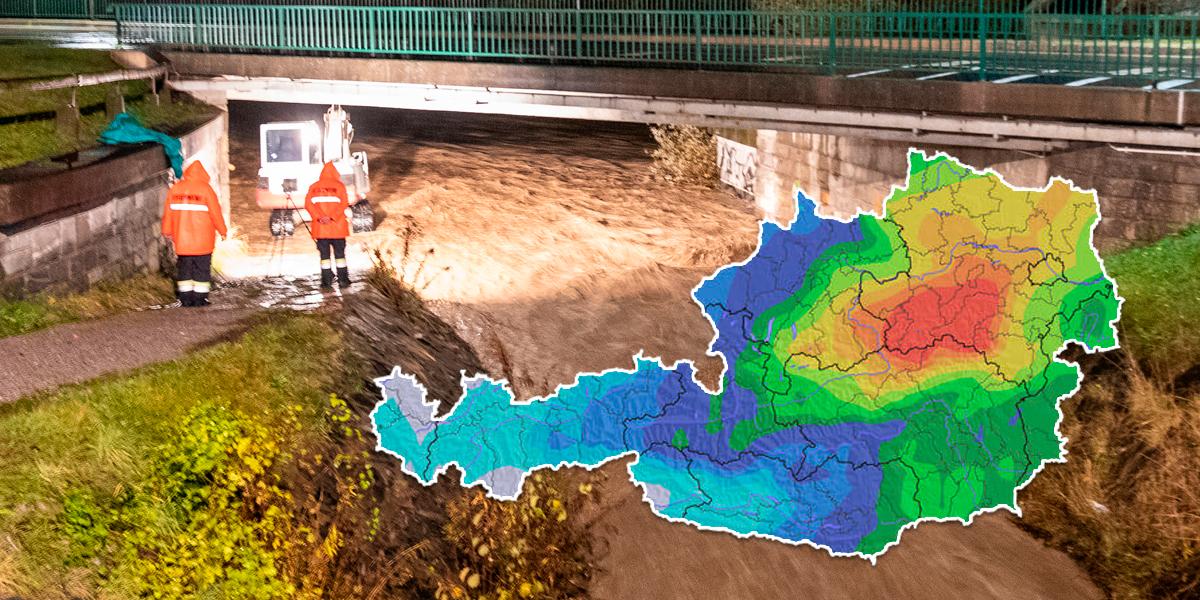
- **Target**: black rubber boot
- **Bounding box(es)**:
[180,291,194,307]
[193,292,210,307]
[336,267,351,289]
[320,269,335,290]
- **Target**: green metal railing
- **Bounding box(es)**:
[1,0,114,19]
[108,4,1199,78]
[10,0,1198,18]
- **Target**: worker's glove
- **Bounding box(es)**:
[318,217,333,224]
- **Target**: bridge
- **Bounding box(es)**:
[5,0,1200,245]
[54,3,1200,147]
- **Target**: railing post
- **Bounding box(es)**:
[575,7,582,59]
[978,10,987,80]
[1153,17,1161,76]
[370,9,377,53]
[828,13,837,74]
[694,12,702,64]
[191,5,197,46]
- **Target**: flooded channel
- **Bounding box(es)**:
[221,101,1102,600]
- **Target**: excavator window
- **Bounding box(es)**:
[266,129,303,163]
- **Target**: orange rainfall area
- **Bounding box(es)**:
[217,102,1103,600]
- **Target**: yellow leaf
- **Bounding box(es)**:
[519,583,533,598]
[467,573,480,589]
[478,544,490,557]
[460,567,471,582]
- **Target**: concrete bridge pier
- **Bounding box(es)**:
[747,130,1200,253]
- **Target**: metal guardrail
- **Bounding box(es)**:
[108,4,1200,78]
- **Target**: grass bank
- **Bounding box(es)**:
[0,272,177,339]
[0,44,214,170]
[0,285,597,599]
[0,46,121,83]
[0,313,365,598]
[1019,227,1200,600]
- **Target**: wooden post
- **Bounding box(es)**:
[56,89,80,148]
[106,83,126,120]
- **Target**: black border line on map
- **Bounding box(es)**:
[365,147,1125,564]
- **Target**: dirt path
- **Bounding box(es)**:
[224,103,1105,599]
[0,305,256,403]
[0,274,355,403]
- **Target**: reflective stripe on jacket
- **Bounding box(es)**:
[304,162,351,240]
[162,161,227,256]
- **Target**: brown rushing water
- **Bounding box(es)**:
[226,102,1101,600]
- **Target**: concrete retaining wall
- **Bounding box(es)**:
[0,177,171,294]
[0,111,228,296]
[753,130,1200,253]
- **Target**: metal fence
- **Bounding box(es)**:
[107,4,1199,77]
[12,0,1200,18]
[0,0,115,19]
[2,0,763,18]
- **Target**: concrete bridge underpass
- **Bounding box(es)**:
[166,51,1200,155]
[161,51,1200,249]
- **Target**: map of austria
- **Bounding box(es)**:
[369,149,1123,560]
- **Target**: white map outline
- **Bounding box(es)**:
[368,148,1124,562]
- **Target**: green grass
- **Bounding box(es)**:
[1103,224,1200,381]
[0,272,177,339]
[0,94,215,171]
[0,45,122,82]
[1017,229,1200,599]
[0,45,142,118]
[0,314,345,599]
[0,44,214,170]
[0,80,151,119]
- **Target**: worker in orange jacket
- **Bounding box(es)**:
[305,162,352,290]
[162,161,227,307]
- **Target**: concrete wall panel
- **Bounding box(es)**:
[754,130,1200,253]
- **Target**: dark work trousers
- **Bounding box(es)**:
[176,253,213,307]
[316,238,350,289]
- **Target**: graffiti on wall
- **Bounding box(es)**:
[717,136,757,195]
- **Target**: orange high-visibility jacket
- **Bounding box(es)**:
[304,162,350,240]
[162,161,227,256]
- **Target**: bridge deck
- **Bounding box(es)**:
[166,51,1200,151]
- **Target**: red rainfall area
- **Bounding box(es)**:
[877,278,1002,366]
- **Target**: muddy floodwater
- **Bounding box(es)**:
[227,103,1100,600]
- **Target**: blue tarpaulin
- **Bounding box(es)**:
[99,113,184,178]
